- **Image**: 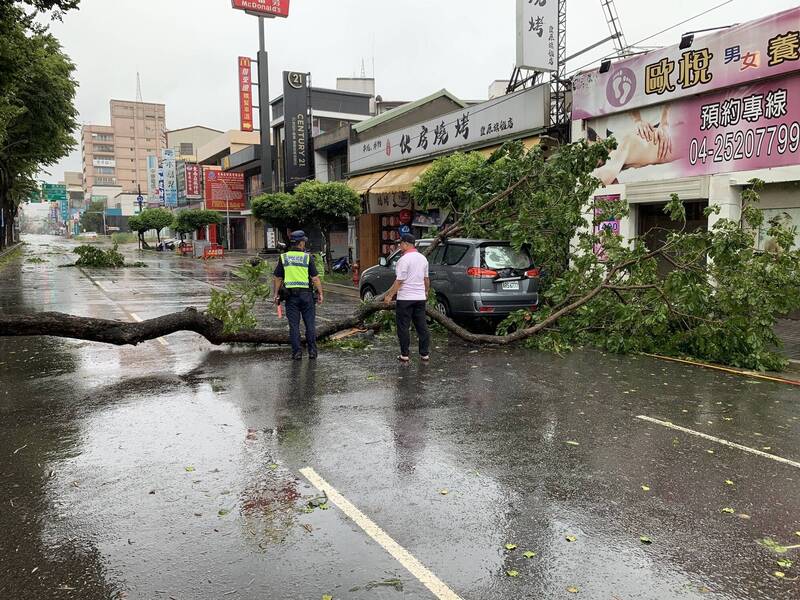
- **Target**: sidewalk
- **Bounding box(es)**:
[777,318,800,362]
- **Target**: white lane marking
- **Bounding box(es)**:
[300,467,463,600]
[94,280,113,293]
[129,313,170,347]
[637,415,800,469]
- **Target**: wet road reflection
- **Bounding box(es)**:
[1,236,799,599]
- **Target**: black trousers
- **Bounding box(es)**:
[285,291,317,355]
[395,300,431,357]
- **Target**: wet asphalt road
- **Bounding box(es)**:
[1,235,800,600]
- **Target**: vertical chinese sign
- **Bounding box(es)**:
[516,0,559,72]
[239,57,254,132]
[185,164,202,199]
[162,149,178,208]
[146,155,159,206]
[282,71,312,192]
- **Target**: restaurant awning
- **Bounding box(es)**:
[369,162,433,195]
[347,171,388,195]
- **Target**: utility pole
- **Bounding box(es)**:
[257,16,273,195]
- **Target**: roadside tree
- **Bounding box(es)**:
[0,2,78,249]
[140,208,174,245]
[127,214,149,249]
[173,209,222,242]
[294,181,361,273]
[251,192,301,244]
[79,201,105,234]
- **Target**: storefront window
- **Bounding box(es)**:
[758,208,800,251]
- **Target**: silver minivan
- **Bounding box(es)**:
[359,239,540,319]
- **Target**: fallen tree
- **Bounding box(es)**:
[2,141,799,371]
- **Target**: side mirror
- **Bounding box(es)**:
[379,257,388,267]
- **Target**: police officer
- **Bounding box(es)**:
[273,230,324,360]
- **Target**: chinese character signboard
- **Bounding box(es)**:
[282,71,312,191]
[574,6,800,119]
[231,0,289,18]
[587,73,800,184]
[185,164,202,198]
[204,169,246,211]
[158,167,165,207]
[238,57,254,132]
[42,183,67,203]
[349,86,546,173]
[176,160,187,206]
[146,155,159,205]
[162,149,178,208]
[516,0,558,72]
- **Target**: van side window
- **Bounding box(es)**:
[443,244,469,266]
[428,245,446,265]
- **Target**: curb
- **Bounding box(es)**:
[0,242,23,261]
[323,282,359,299]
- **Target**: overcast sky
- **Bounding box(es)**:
[40,0,799,182]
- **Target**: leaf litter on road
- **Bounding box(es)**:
[504,543,517,551]
[506,570,520,578]
[523,551,537,558]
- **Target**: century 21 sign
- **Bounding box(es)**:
[231,0,290,18]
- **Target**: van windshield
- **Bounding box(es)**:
[482,245,531,270]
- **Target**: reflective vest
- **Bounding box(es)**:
[282,251,311,289]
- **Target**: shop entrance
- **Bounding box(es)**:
[637,201,708,276]
[223,217,248,250]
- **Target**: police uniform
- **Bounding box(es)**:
[274,248,319,359]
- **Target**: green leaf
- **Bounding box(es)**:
[505,570,519,578]
[566,535,577,543]
[721,507,735,514]
[567,586,579,593]
[218,508,231,517]
[523,551,537,559]
[504,543,517,551]
[640,536,652,545]
[322,595,333,600]
[641,485,651,492]
[725,480,735,486]
[774,571,786,579]
[184,466,195,472]
[565,441,580,446]
[777,559,793,569]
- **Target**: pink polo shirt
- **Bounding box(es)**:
[395,248,429,301]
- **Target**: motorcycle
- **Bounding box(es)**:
[332,256,351,273]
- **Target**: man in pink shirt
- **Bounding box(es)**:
[385,234,431,362]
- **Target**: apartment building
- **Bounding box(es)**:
[82,100,167,200]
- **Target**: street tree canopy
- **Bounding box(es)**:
[251,192,301,242]
[0,3,78,248]
[294,181,361,272]
[138,208,174,244]
[173,209,222,238]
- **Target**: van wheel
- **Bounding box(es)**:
[434,296,451,318]
[360,285,376,302]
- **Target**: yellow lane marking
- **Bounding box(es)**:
[637,416,800,469]
[300,467,463,600]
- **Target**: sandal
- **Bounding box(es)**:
[398,355,410,363]
[421,355,431,362]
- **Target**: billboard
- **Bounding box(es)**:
[146,155,159,204]
[204,169,246,211]
[573,6,800,119]
[349,85,547,173]
[231,0,289,18]
[185,164,202,198]
[162,149,178,208]
[157,167,165,207]
[282,71,312,191]
[239,57,254,132]
[587,73,800,185]
[176,160,187,206]
[516,0,558,72]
